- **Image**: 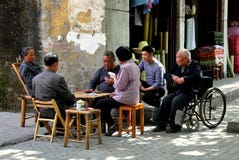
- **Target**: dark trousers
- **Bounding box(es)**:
[157,91,191,127]
[96,97,122,127]
[141,81,165,107]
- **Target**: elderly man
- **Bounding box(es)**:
[32,53,75,119]
[87,51,120,93]
[86,51,120,110]
[153,49,202,133]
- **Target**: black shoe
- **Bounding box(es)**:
[166,127,181,133]
[152,124,166,132]
[105,124,117,136]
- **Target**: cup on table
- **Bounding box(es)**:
[74,100,85,110]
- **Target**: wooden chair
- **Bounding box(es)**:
[32,99,68,143]
[11,62,35,127]
[118,103,144,138]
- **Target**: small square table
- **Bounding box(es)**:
[63,108,102,149]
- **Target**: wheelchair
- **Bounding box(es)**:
[183,76,226,131]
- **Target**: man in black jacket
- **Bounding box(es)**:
[153,49,202,133]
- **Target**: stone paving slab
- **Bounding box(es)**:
[0,112,35,147]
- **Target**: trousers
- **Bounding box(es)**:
[96,97,122,127]
[157,91,191,127]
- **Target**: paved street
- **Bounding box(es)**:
[0,76,239,160]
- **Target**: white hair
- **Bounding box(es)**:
[178,48,191,60]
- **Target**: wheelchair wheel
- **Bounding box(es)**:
[199,87,226,128]
[186,117,200,131]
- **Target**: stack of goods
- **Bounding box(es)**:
[229,35,239,72]
[208,31,224,46]
[198,45,224,66]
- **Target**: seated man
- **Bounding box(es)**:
[139,46,166,107]
[87,51,120,93]
[32,53,75,119]
[153,49,202,133]
[86,51,120,108]
[96,46,140,136]
[18,47,42,96]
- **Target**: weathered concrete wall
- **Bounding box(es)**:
[40,0,106,91]
[105,0,129,52]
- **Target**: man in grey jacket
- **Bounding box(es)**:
[32,53,75,119]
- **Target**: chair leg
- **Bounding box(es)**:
[51,114,58,143]
[118,108,123,137]
[140,108,144,135]
[132,109,136,138]
[20,98,26,127]
[34,115,40,141]
[127,110,131,128]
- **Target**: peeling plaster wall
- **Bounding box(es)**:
[41,0,106,91]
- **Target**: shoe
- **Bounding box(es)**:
[152,124,166,132]
[166,126,181,133]
[105,124,118,136]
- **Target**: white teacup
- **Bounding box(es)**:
[74,100,85,110]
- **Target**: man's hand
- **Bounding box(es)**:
[172,74,184,84]
[140,85,146,92]
[110,92,114,98]
[104,76,114,85]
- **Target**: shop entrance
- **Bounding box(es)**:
[129,0,176,71]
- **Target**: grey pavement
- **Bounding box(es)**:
[1,76,239,160]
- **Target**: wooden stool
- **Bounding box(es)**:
[118,103,144,138]
[64,108,102,149]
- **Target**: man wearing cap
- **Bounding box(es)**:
[32,53,75,119]
[139,46,166,115]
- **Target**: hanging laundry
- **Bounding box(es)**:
[186,17,196,50]
[131,0,148,8]
[134,7,143,26]
[143,0,153,14]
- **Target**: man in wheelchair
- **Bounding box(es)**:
[153,49,202,133]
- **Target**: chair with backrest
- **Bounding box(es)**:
[32,98,71,143]
[11,62,35,127]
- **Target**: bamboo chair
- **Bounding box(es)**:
[11,62,35,127]
[32,99,73,143]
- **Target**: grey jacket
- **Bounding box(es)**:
[32,70,75,109]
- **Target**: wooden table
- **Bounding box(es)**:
[74,91,110,100]
[74,91,110,133]
[63,108,102,150]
